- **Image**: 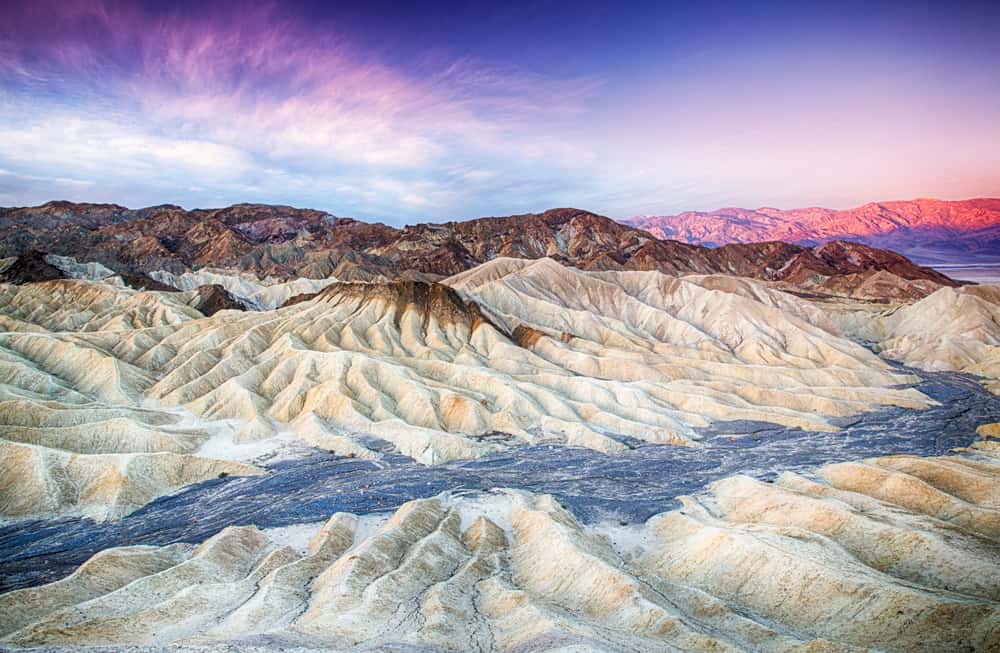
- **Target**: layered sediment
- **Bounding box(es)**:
[0,260,939,520]
[2,451,996,652]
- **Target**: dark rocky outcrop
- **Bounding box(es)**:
[279,292,320,308]
[315,280,496,331]
[0,251,66,284]
[191,284,248,317]
[118,272,178,292]
[510,324,546,348]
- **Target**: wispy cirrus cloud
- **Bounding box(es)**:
[3,0,998,219]
[0,0,603,220]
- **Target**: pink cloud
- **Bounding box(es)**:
[0,0,597,171]
[0,0,605,216]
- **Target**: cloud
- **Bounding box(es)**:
[0,0,606,220]
[6,0,994,219]
[0,112,255,179]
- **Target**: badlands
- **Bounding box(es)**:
[2,452,999,653]
[0,204,998,652]
[0,257,934,520]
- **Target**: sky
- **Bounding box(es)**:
[1,0,999,224]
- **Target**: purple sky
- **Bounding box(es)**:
[1,0,999,224]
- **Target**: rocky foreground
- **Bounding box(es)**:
[1,448,998,652]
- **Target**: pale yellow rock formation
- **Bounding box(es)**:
[122,261,928,459]
[0,264,937,519]
[978,422,1000,438]
[2,452,996,652]
[0,441,262,520]
[0,280,264,520]
[0,279,201,332]
[875,285,1000,393]
[150,267,341,309]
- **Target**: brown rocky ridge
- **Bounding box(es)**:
[0,251,65,284]
[314,280,498,333]
[190,284,248,316]
[0,202,960,300]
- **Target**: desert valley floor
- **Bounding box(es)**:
[0,206,998,652]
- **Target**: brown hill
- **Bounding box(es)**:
[0,202,958,296]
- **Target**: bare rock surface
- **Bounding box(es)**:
[2,451,997,652]
[0,260,937,521]
[3,362,996,596]
[0,202,959,301]
[186,284,248,316]
[874,284,1000,394]
[0,251,66,284]
[0,280,264,520]
[149,267,340,310]
[0,249,998,651]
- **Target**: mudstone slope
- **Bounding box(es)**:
[0,260,934,521]
[1,450,997,652]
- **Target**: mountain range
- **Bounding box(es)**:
[0,201,958,301]
[625,198,1000,263]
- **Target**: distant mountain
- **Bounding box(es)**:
[624,198,1000,264]
[0,202,957,297]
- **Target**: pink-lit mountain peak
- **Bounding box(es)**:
[625,198,1000,263]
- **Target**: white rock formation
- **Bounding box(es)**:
[0,280,263,520]
[43,254,121,284]
[2,452,996,652]
[117,262,927,459]
[0,442,261,521]
[876,284,1000,393]
[149,267,340,310]
[0,262,935,519]
[0,279,202,332]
